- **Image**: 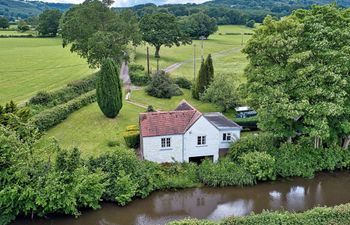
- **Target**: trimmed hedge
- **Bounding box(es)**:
[30,91,96,131]
[123,125,140,148]
[29,73,98,106]
[130,70,150,86]
[168,203,350,225]
[233,116,258,130]
[174,77,192,89]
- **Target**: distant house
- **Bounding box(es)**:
[139,100,242,163]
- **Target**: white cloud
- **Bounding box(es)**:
[40,0,209,7]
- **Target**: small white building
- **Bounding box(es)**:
[139,100,242,163]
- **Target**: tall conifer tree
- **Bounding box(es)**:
[96,58,122,118]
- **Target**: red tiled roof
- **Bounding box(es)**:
[139,100,202,137]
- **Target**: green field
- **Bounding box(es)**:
[0,38,94,104]
[1,25,252,156]
[0,29,37,36]
[134,25,251,82]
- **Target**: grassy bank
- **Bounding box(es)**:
[0,38,94,104]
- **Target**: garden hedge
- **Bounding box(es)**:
[30,91,96,131]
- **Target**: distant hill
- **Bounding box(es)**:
[0,0,72,20]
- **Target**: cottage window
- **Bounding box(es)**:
[161,137,171,148]
[197,136,206,145]
[223,133,232,141]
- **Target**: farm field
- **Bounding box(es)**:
[0,29,37,36]
[134,25,252,81]
[0,38,94,104]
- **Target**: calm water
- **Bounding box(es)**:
[12,171,350,225]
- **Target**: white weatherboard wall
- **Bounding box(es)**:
[218,129,241,149]
[142,134,183,163]
[184,116,220,162]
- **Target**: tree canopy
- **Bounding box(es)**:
[243,5,350,148]
[180,13,218,39]
[37,9,62,36]
[139,12,191,58]
[0,17,9,29]
[60,0,141,67]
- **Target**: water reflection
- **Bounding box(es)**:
[11,171,350,225]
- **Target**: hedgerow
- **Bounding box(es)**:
[30,91,96,131]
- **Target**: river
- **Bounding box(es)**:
[12,171,350,225]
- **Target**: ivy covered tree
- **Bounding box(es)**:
[192,54,214,100]
[243,5,350,148]
[96,58,122,118]
[139,12,191,58]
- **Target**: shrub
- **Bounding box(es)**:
[123,130,140,149]
[129,64,145,72]
[107,140,119,147]
[198,159,255,187]
[174,77,192,89]
[239,151,276,181]
[246,19,255,28]
[146,105,156,112]
[229,133,280,161]
[146,71,183,98]
[30,91,96,131]
[130,70,150,86]
[233,116,258,130]
[126,125,139,131]
[96,59,122,118]
[114,170,138,206]
[29,73,98,106]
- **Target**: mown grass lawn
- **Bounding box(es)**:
[0,38,94,104]
[134,25,252,80]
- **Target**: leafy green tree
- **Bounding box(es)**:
[0,16,9,29]
[180,13,218,39]
[60,0,141,67]
[139,12,191,58]
[205,54,214,82]
[201,74,239,112]
[17,20,29,32]
[246,19,255,28]
[96,58,122,118]
[37,9,62,37]
[243,5,350,147]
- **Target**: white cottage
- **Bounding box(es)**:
[139,100,242,163]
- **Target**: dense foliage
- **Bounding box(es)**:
[243,5,350,149]
[0,16,9,29]
[146,71,183,98]
[192,54,214,99]
[29,73,97,108]
[129,64,150,86]
[96,59,122,118]
[30,91,96,131]
[168,203,350,225]
[179,13,218,39]
[37,9,62,37]
[173,77,192,90]
[60,1,141,67]
[201,74,239,112]
[139,12,191,58]
[123,125,140,149]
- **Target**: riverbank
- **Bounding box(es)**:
[11,170,350,225]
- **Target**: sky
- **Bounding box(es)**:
[40,0,209,7]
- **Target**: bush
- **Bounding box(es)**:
[30,91,96,131]
[146,105,156,112]
[130,70,150,86]
[107,140,119,147]
[126,125,139,131]
[174,77,192,89]
[239,151,276,181]
[233,116,258,130]
[198,159,255,187]
[169,204,350,225]
[29,73,98,106]
[129,64,145,72]
[229,133,280,161]
[146,71,183,98]
[123,130,140,149]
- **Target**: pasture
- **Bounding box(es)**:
[0,38,94,104]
